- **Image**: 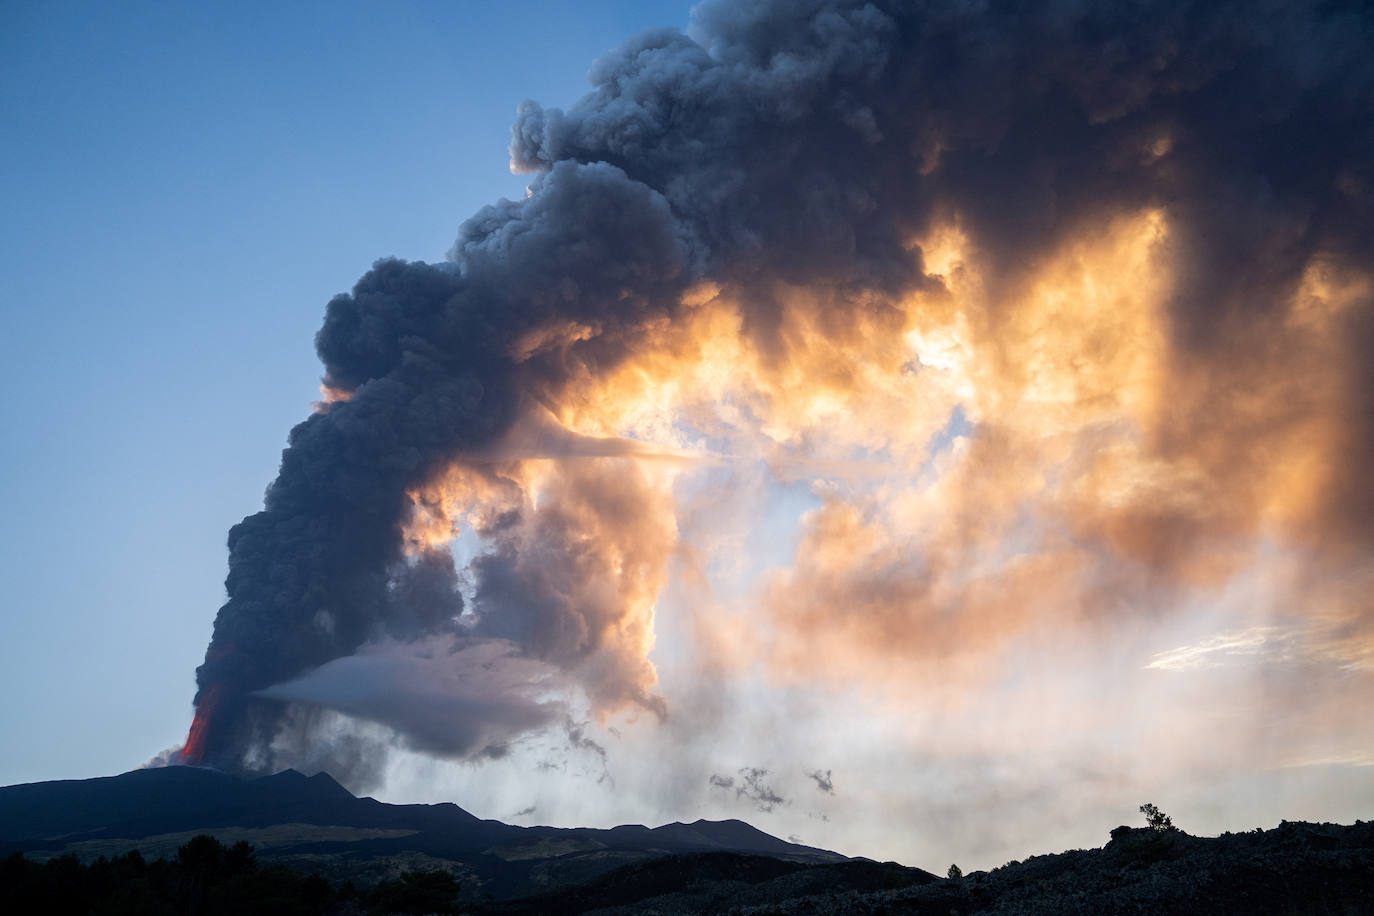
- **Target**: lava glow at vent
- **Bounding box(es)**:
[180,684,220,766]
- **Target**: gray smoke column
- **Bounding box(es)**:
[185,0,1373,778]
[186,163,692,770]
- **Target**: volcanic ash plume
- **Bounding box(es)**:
[182,0,1373,793]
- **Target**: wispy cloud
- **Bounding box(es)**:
[709,767,787,812]
[1144,627,1300,671]
[1281,753,1374,769]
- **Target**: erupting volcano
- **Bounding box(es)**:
[164,0,1373,868]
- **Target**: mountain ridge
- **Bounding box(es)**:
[0,765,848,898]
[5,769,1373,912]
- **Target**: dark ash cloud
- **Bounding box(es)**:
[710,767,787,812]
[182,0,1374,789]
[807,769,835,795]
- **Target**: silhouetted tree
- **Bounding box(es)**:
[224,839,258,874]
[947,863,963,879]
[1,839,340,916]
[1140,803,1175,832]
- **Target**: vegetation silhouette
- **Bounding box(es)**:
[1140,803,1176,833]
[4,812,1374,913]
[1,834,459,916]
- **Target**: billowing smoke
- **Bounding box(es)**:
[185,0,1372,807]
[187,162,693,771]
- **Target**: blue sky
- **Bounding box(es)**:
[0,0,692,786]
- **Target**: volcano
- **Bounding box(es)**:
[0,765,847,899]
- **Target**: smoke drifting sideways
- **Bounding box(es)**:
[177,0,1373,794]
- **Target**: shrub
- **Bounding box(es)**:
[1139,803,1174,833]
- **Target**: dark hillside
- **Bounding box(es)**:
[0,767,843,899]
[6,769,1372,912]
[490,853,940,914]
[529,820,1372,915]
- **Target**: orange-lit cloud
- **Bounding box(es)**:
[381,197,1370,803]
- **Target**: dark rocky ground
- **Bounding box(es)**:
[484,820,1374,914]
[5,768,1372,913]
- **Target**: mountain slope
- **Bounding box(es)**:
[0,766,845,898]
[485,821,1374,914]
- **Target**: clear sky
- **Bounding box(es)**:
[3,0,1372,875]
[0,0,689,783]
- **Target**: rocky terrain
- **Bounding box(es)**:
[5,767,1372,913]
[484,820,1372,914]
